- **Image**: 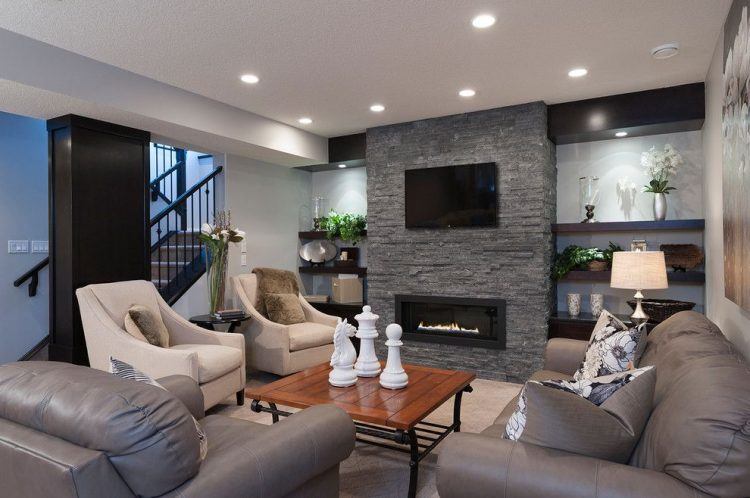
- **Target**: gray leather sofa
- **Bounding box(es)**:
[437,311,750,497]
[0,362,355,498]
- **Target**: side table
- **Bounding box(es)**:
[189,313,251,332]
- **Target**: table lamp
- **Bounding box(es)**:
[610,251,668,325]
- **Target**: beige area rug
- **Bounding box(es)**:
[212,376,521,497]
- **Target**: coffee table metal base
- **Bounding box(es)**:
[250,385,473,498]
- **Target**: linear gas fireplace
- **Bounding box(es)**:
[395,295,506,350]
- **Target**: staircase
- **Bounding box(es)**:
[149,143,222,304]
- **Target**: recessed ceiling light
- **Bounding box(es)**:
[338,164,347,169]
[568,68,588,78]
[240,74,259,84]
[651,43,679,59]
[370,104,385,112]
[615,131,628,137]
[458,88,476,98]
[471,14,496,29]
[298,117,313,125]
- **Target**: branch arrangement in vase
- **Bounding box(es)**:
[321,211,367,245]
[199,211,245,314]
[552,242,623,280]
[641,144,683,220]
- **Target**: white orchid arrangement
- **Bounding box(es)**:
[198,211,245,247]
[641,144,683,194]
[199,211,244,314]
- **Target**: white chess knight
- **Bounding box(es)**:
[329,319,358,387]
[380,323,409,389]
[354,305,382,377]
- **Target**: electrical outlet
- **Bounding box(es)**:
[31,240,49,253]
[240,254,247,266]
[8,240,29,253]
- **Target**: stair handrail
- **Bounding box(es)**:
[150,166,223,226]
[149,160,185,189]
[13,257,49,297]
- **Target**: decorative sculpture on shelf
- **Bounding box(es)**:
[354,305,382,377]
[328,319,358,387]
[380,324,408,390]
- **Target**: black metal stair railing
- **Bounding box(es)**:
[150,166,222,304]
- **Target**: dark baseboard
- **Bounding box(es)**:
[19,335,50,361]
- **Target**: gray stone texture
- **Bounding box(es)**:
[365,102,557,382]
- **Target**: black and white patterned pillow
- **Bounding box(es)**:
[109,357,207,460]
[504,366,653,440]
[573,311,646,381]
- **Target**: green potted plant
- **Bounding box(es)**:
[321,211,367,245]
[552,242,622,280]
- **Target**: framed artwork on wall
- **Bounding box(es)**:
[723,0,750,311]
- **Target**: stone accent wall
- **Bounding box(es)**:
[365,102,556,382]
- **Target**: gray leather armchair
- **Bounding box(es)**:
[437,312,750,497]
[0,361,355,498]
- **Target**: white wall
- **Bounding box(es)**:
[704,29,750,359]
[311,168,367,216]
[557,131,703,223]
[0,111,48,362]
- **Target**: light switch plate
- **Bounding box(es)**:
[241,240,247,253]
[8,240,29,253]
[240,254,247,266]
[31,240,49,253]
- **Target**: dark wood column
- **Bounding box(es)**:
[48,115,150,364]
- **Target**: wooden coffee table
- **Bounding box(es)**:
[246,362,475,497]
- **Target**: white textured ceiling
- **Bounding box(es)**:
[0,0,731,137]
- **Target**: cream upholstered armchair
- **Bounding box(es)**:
[76,280,245,410]
[232,273,338,376]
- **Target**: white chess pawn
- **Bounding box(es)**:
[379,323,408,389]
[329,319,358,387]
[354,305,382,377]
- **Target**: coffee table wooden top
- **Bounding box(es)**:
[246,362,475,430]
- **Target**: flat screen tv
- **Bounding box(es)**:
[405,162,497,228]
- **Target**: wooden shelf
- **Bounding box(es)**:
[552,219,704,233]
[561,270,704,284]
[299,266,367,276]
[299,230,367,239]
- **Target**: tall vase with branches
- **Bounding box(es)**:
[199,211,245,315]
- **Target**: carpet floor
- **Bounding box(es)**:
[212,375,521,497]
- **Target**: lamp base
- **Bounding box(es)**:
[630,290,650,326]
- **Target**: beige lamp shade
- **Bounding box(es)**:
[610,251,668,290]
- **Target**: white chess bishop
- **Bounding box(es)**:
[354,305,382,377]
[329,319,358,387]
[379,323,409,389]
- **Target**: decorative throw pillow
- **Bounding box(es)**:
[573,310,646,381]
[109,357,207,460]
[264,293,306,325]
[124,305,170,347]
[504,366,655,462]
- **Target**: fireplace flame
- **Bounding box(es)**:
[417,321,480,334]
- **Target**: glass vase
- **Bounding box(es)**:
[312,196,327,231]
[206,243,228,315]
[579,176,600,223]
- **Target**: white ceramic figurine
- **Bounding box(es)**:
[329,319,358,387]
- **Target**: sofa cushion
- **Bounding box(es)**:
[125,304,170,347]
[170,344,243,383]
[0,361,200,497]
[252,268,299,317]
[288,322,335,352]
[504,367,655,463]
[265,293,306,325]
[630,311,750,496]
[573,311,645,380]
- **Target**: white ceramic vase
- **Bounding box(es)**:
[653,193,667,221]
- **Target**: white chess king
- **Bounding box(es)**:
[379,323,409,390]
[354,305,382,377]
[329,319,358,387]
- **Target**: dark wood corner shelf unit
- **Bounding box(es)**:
[552,219,705,233]
[299,230,367,239]
[560,270,704,284]
[299,266,367,276]
[549,311,646,341]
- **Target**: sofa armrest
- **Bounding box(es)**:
[169,405,355,498]
[299,295,339,327]
[157,375,205,419]
[543,338,589,375]
[437,433,708,498]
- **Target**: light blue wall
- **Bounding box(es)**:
[0,111,48,363]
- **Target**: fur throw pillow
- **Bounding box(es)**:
[265,293,306,325]
[252,268,299,318]
[124,305,169,347]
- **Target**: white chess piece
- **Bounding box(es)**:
[354,305,382,377]
[379,323,408,389]
[329,319,358,387]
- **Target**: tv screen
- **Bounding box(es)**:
[405,163,497,228]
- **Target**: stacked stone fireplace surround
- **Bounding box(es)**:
[366,102,557,382]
